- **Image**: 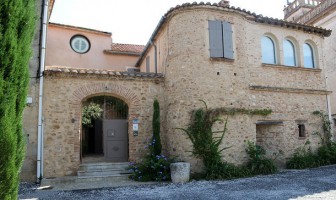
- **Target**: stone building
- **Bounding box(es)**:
[21,1,334,181]
[283,0,336,128]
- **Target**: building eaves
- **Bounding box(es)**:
[49,22,112,36]
[104,50,142,56]
[44,66,164,78]
[135,2,332,67]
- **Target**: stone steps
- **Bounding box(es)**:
[41,175,153,191]
[77,162,130,178]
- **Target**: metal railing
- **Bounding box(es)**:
[284,0,322,18]
[294,0,336,24]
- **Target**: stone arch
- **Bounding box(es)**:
[71,83,141,162]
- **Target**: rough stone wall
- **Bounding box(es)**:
[42,73,164,177]
[313,12,336,116]
[159,8,328,170]
[21,0,42,181]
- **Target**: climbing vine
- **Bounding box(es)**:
[178,100,273,179]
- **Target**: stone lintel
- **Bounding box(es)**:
[249,85,332,95]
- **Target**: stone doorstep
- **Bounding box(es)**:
[41,175,156,191]
[77,162,131,177]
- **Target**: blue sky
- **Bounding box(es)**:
[50,0,288,45]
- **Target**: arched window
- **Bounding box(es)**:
[283,40,296,66]
[261,36,276,64]
[303,43,315,68]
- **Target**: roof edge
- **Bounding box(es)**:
[49,22,112,35]
[135,2,331,67]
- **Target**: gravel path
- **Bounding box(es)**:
[19,165,336,200]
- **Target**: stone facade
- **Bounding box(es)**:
[284,0,336,132]
[21,2,333,179]
[138,5,329,169]
[42,70,164,177]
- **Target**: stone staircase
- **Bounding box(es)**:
[77,162,130,178]
[41,162,139,190]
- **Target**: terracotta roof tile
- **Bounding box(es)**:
[136,2,331,67]
[44,66,164,78]
[110,43,145,54]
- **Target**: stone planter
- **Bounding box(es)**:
[170,162,190,183]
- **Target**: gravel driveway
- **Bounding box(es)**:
[19,165,336,200]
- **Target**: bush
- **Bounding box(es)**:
[82,102,103,127]
[245,142,277,175]
[286,111,336,169]
[317,143,336,165]
[286,141,320,169]
[128,99,175,182]
[128,139,174,181]
[0,0,36,199]
[178,101,276,180]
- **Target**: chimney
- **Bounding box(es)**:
[218,0,230,7]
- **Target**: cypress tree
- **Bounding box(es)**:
[152,99,162,156]
[0,0,36,199]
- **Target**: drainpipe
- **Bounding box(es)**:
[150,41,158,74]
[37,0,48,183]
[325,75,333,140]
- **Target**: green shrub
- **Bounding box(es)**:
[82,102,103,127]
[245,141,277,175]
[128,141,174,181]
[152,99,162,156]
[317,143,336,165]
[177,101,231,179]
[286,141,320,169]
[128,99,175,182]
[286,111,335,169]
[0,0,36,199]
[178,101,275,180]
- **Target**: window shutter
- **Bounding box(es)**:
[222,21,234,59]
[146,56,150,72]
[208,20,224,58]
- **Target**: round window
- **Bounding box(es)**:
[70,35,90,54]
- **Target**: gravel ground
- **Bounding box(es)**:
[19,165,336,200]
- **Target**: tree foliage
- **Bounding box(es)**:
[0,0,36,199]
[82,103,103,127]
[152,99,162,156]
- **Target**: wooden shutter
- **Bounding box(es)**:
[222,21,234,59]
[208,20,224,58]
[146,56,150,72]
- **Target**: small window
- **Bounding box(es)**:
[303,43,315,68]
[283,40,296,66]
[298,124,306,138]
[146,56,150,73]
[70,35,90,54]
[261,36,276,64]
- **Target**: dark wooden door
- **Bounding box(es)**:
[103,119,128,162]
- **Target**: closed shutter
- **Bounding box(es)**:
[222,21,234,59]
[208,20,224,58]
[146,56,150,72]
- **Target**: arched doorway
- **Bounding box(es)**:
[81,95,129,163]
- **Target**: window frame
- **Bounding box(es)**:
[70,35,91,54]
[261,35,278,65]
[303,42,316,69]
[283,39,297,67]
